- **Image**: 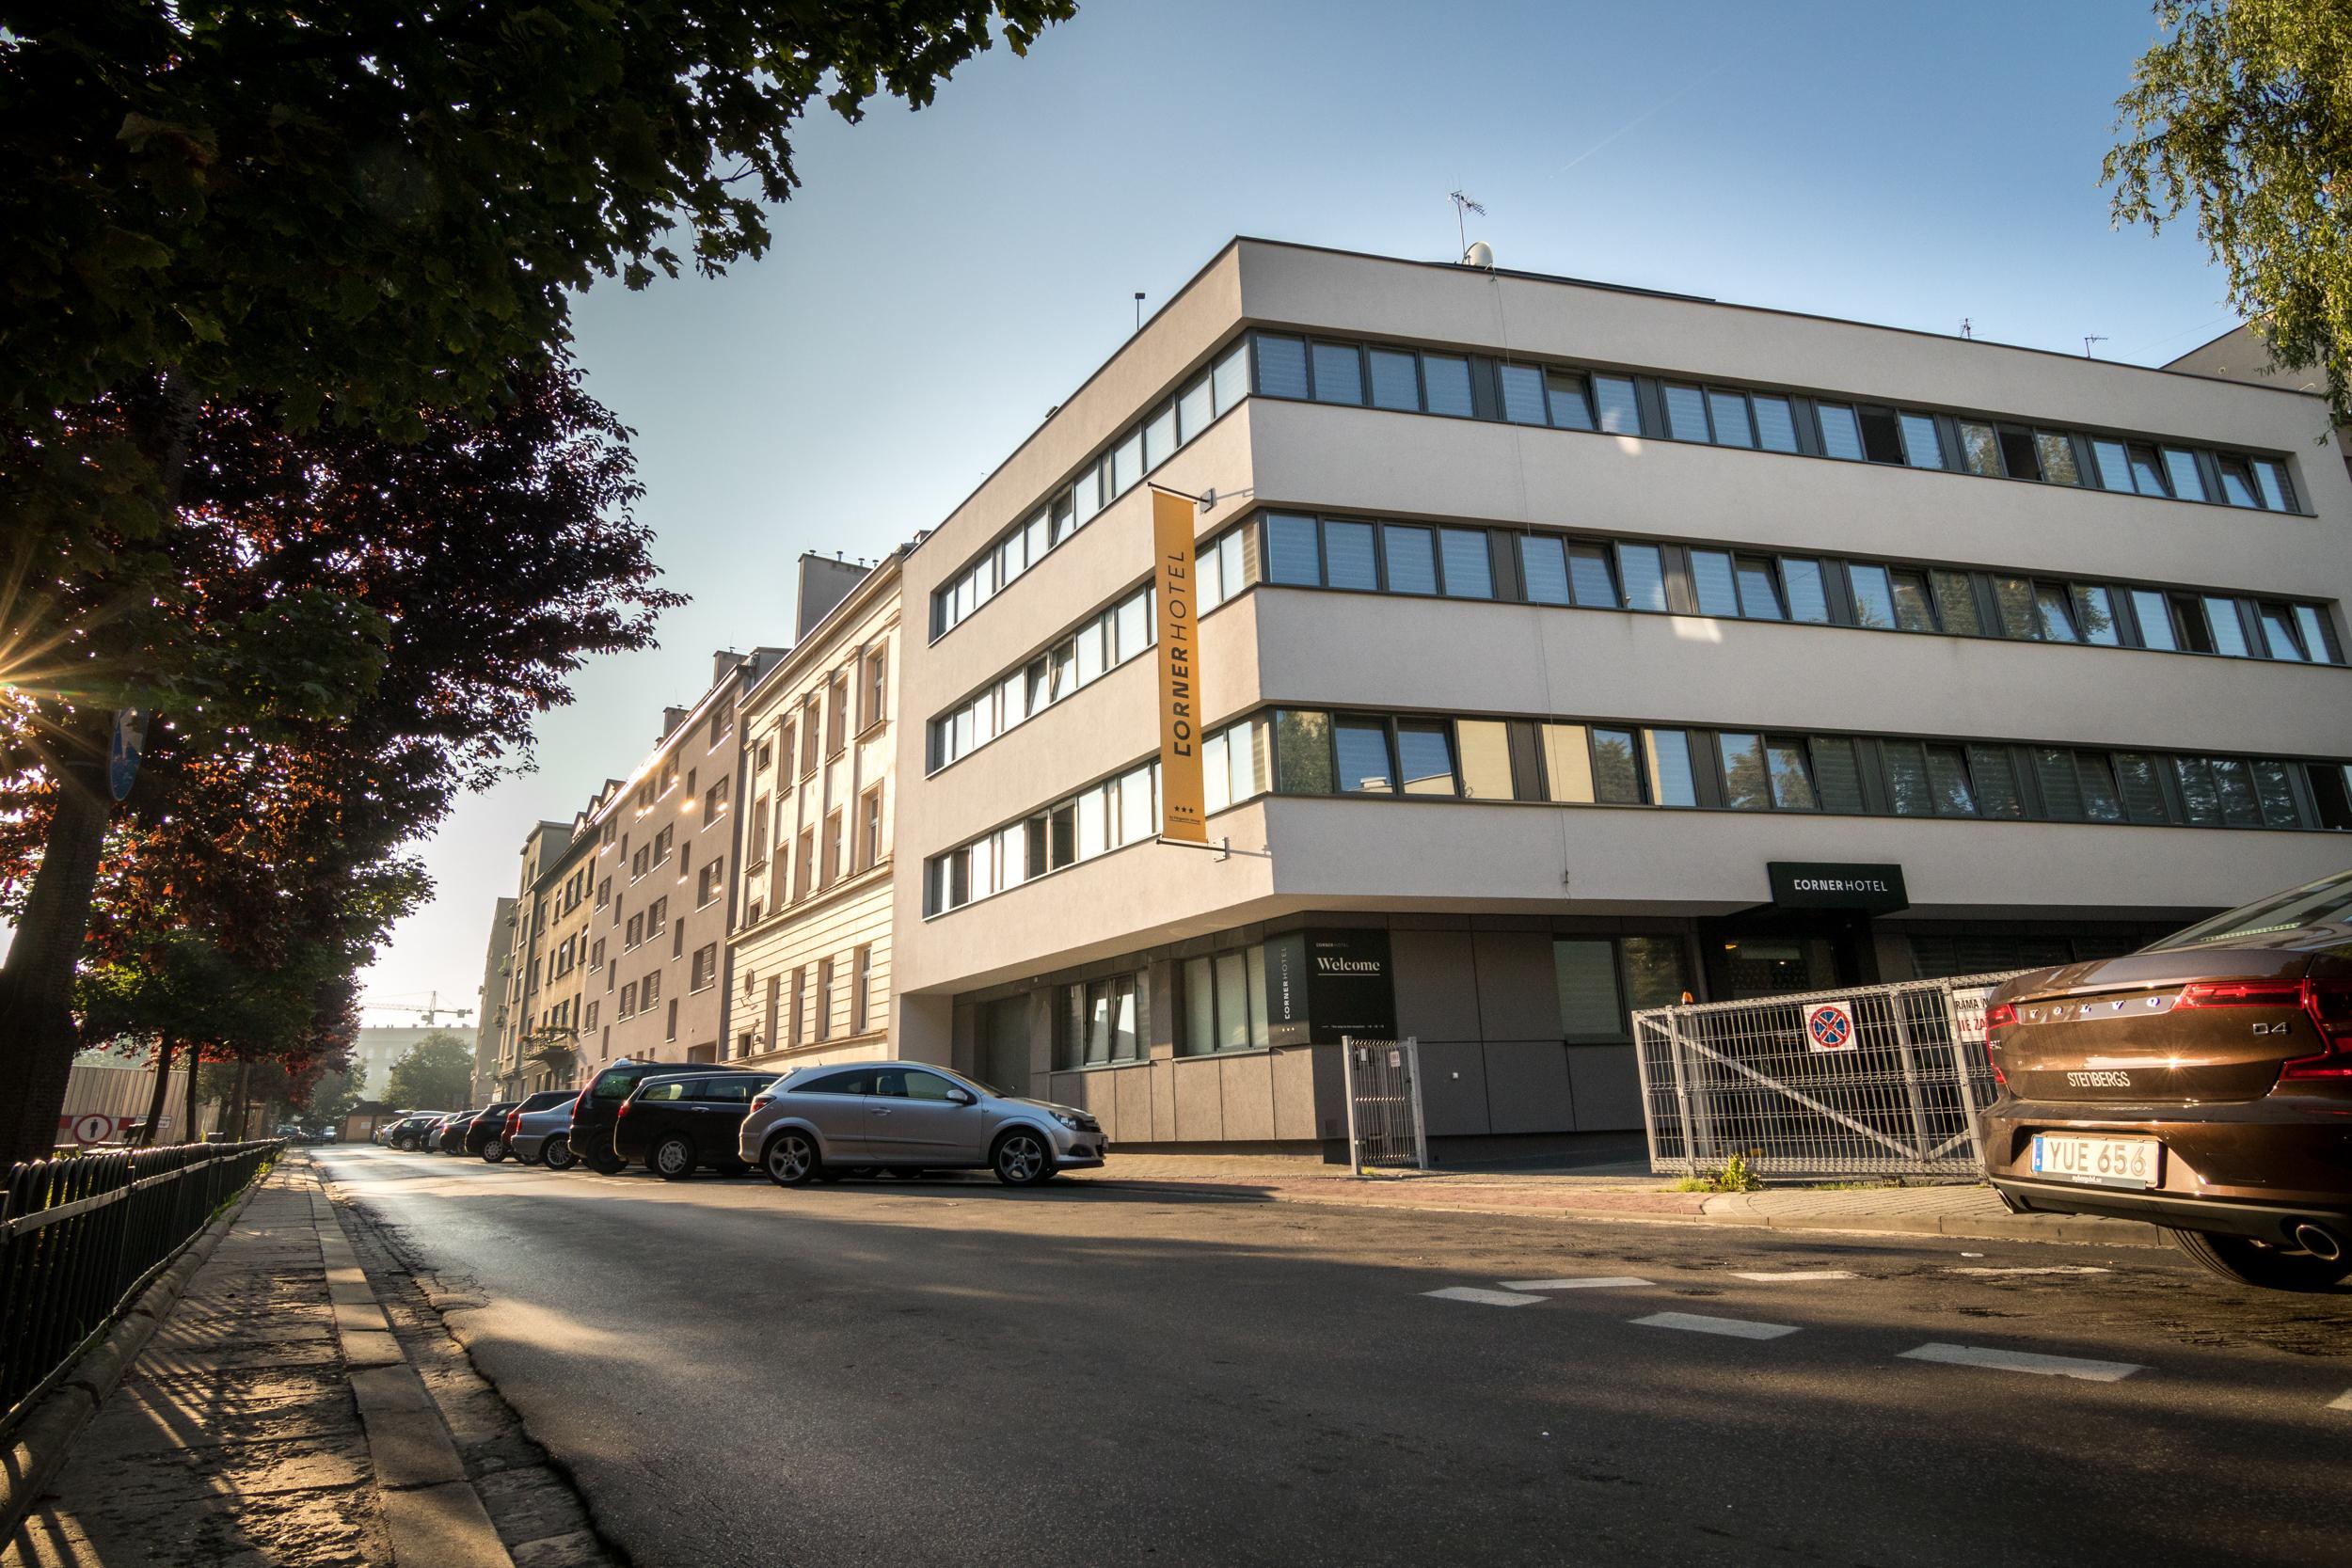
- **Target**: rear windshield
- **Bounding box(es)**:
[2149,869,2352,951]
[522,1092,571,1111]
[591,1069,643,1100]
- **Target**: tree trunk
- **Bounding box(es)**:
[0,728,114,1169]
[0,376,195,1171]
[183,1049,203,1143]
[140,1035,178,1146]
[230,1056,252,1141]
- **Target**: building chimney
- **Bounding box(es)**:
[661,705,688,738]
[795,552,872,640]
[713,648,744,685]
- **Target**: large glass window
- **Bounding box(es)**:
[1691,550,1740,617]
[1543,724,1594,802]
[1766,739,1819,809]
[1810,737,1867,813]
[1265,514,1320,585]
[1646,730,1697,807]
[1554,941,1624,1038]
[1499,363,1548,425]
[1899,412,1945,468]
[1592,729,1643,804]
[1618,545,1669,612]
[1368,348,1420,412]
[1256,336,1309,400]
[1734,557,1784,620]
[1548,371,1594,430]
[1664,384,1710,441]
[1752,395,1799,453]
[1782,559,1831,624]
[1334,718,1394,795]
[2129,589,2177,651]
[1708,389,1756,449]
[1439,529,1494,598]
[1849,563,1898,629]
[1422,355,1474,418]
[2203,597,2252,657]
[1592,375,1641,435]
[1324,519,1378,590]
[1567,545,1618,608]
[1311,341,1364,404]
[1276,710,1334,794]
[1383,525,1438,594]
[1459,720,1515,800]
[1396,721,1457,796]
[1719,732,1771,810]
[1816,403,1865,460]
[1520,536,1571,605]
[2162,448,2207,502]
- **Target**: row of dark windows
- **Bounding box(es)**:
[930,341,1248,641]
[925,707,2352,916]
[1249,331,2306,514]
[1237,510,2343,663]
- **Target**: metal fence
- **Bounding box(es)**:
[1340,1037,1428,1173]
[1632,973,2028,1179]
[0,1139,280,1433]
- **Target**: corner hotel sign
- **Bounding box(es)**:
[1152,487,1209,844]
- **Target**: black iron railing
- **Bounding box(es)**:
[0,1139,280,1432]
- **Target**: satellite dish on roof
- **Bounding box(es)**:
[1463,240,1494,270]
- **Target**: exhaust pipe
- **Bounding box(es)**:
[2291,1222,2344,1262]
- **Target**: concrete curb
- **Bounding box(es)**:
[301,1157,517,1568]
[1077,1176,2169,1248]
[0,1168,269,1541]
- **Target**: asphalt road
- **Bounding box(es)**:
[316,1146,2352,1568]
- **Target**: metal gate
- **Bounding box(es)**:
[1340,1037,1428,1174]
[1632,972,2028,1179]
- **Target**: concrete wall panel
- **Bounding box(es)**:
[1482,1041,1576,1135]
[1568,1046,1646,1132]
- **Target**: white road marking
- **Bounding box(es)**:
[1631,1312,1799,1340]
[1944,1266,2109,1277]
[1731,1270,1857,1281]
[2328,1389,2352,1412]
[1899,1343,2142,1383]
[1423,1286,1548,1307]
[1498,1276,1654,1291]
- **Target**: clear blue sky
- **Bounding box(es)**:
[358,0,2233,1022]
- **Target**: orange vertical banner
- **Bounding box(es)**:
[1152,487,1208,843]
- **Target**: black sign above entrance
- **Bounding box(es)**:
[1768,862,1909,914]
[1263,929,1397,1047]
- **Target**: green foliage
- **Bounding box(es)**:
[387,1034,476,1111]
[1674,1151,1765,1193]
[2106,0,2352,422]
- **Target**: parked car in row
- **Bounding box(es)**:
[500,1090,581,1168]
[1985,866,2352,1292]
[384,1113,444,1151]
[740,1063,1104,1188]
[377,1057,1110,1192]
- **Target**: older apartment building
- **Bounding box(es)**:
[726,554,904,1071]
[890,237,2352,1160]
[576,649,784,1076]
[490,820,573,1098]
[469,895,515,1101]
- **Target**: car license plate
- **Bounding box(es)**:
[2031,1132,2161,1190]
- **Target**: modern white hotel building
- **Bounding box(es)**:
[889,238,2352,1160]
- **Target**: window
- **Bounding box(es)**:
[1708,389,1755,449]
[1548,370,1594,430]
[1591,729,1642,804]
[619,982,637,1020]
[1311,341,1363,404]
[1733,556,1783,620]
[1499,363,1548,425]
[654,824,674,864]
[815,958,834,1041]
[2204,597,2252,657]
[789,967,807,1046]
[704,777,728,819]
[1422,355,1474,417]
[821,808,843,885]
[626,912,644,950]
[1567,545,1617,608]
[1554,937,1688,1041]
[1396,721,1456,796]
[1591,375,1641,434]
[642,969,661,1007]
[696,858,723,907]
[852,945,873,1033]
[1519,536,1570,606]
[1266,514,1319,585]
[1324,519,1377,590]
[864,649,887,729]
[666,999,677,1042]
[1334,718,1393,795]
[860,786,884,868]
[1898,412,1945,468]
[1383,525,1438,594]
[1438,529,1492,598]
[1782,559,1830,624]
[1690,551,1740,617]
[1663,384,1709,441]
[1061,974,1146,1067]
[2162,449,2207,502]
[1618,545,1668,611]
[1646,730,1697,807]
[1816,403,1865,460]
[691,943,717,992]
[1368,347,1420,411]
[1931,572,1982,636]
[1752,395,1798,452]
[1181,949,1270,1056]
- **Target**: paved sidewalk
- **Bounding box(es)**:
[1066,1153,2164,1247]
[3,1155,612,1568]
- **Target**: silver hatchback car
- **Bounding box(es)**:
[505,1089,581,1169]
[739,1062,1105,1188]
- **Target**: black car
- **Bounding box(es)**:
[616,1071,779,1180]
[460,1101,522,1161]
[571,1060,753,1175]
[385,1115,440,1150]
[436,1109,490,1153]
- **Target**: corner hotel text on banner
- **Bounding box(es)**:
[1152,488,1208,843]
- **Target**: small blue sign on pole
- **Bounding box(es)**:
[109,708,148,802]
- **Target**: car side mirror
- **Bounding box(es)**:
[946,1088,976,1106]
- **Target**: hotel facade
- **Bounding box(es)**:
[884,238,2352,1161]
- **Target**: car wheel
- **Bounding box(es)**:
[541,1135,576,1172]
[993,1129,1053,1188]
[481,1138,505,1164]
[764,1131,819,1187]
[652,1134,698,1181]
[2167,1228,2352,1291]
[583,1154,626,1176]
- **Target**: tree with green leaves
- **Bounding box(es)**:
[2106,0,2352,420]
[0,0,1073,1169]
[387,1034,477,1113]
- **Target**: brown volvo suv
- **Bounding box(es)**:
[1980,870,2352,1291]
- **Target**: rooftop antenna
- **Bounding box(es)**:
[2084,335,2107,358]
[1449,188,1486,262]
[1960,318,1973,341]
[1133,292,1146,333]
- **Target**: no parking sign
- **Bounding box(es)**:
[1804,1001,1857,1053]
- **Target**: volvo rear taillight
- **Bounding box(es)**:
[505,1113,522,1139]
[2280,978,2352,1082]
[1981,1002,2015,1085]
[2177,978,2307,1009]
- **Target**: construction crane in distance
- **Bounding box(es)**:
[361,991,475,1027]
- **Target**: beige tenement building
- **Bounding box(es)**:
[492,821,573,1098]
[725,554,904,1072]
[579,650,783,1076]
[516,816,597,1095]
[887,237,2352,1161]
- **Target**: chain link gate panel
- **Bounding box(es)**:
[1632,972,2029,1179]
[1340,1037,1428,1173]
